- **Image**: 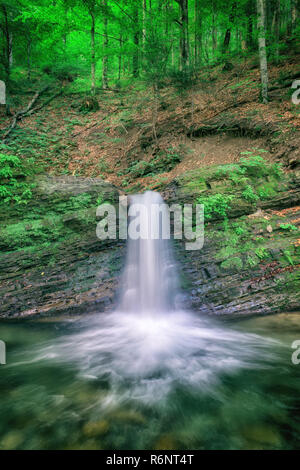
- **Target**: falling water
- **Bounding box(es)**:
[119,191,179,314]
[34,191,276,403]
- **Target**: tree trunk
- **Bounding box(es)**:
[90,10,96,95]
[118,34,122,81]
[1,5,11,82]
[9,32,13,67]
[27,37,32,81]
[133,2,139,78]
[256,0,269,103]
[175,0,189,70]
[212,0,217,51]
[246,0,254,50]
[143,0,147,47]
[289,0,299,35]
[102,0,109,89]
[194,0,202,66]
[272,0,280,62]
[222,2,237,53]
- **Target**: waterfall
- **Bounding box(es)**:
[40,191,275,403]
[119,191,179,315]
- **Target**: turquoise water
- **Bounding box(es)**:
[0,312,300,450]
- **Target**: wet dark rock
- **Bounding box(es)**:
[0,168,299,319]
[0,176,124,319]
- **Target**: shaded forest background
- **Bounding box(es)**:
[0,0,299,198]
[0,0,299,97]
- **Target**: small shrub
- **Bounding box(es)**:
[283,249,294,265]
[246,254,259,267]
[239,153,269,177]
[197,194,234,221]
[69,193,92,209]
[221,257,243,271]
[0,153,35,204]
[242,185,259,202]
[255,247,269,260]
[280,224,298,232]
[79,96,100,112]
[239,150,282,179]
[258,185,277,199]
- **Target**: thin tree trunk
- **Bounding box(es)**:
[272,0,280,62]
[257,0,269,103]
[212,0,217,51]
[118,34,122,81]
[27,38,31,81]
[194,0,202,66]
[246,0,254,50]
[175,0,189,70]
[1,5,11,82]
[133,2,139,78]
[291,0,299,33]
[143,0,147,47]
[90,10,96,95]
[222,2,237,53]
[288,0,298,35]
[102,0,109,89]
[9,32,13,66]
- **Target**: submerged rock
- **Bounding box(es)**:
[82,420,110,437]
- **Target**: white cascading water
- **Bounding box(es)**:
[119,191,179,314]
[36,191,276,403]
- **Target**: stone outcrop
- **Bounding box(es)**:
[164,165,300,317]
[0,176,125,318]
[0,162,299,319]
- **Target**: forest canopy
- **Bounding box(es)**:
[0,0,299,97]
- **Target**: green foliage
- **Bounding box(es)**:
[205,151,282,190]
[279,224,298,232]
[197,194,234,221]
[68,193,92,210]
[0,0,296,99]
[0,153,35,205]
[239,150,282,179]
[255,247,270,260]
[242,185,259,203]
[246,254,260,267]
[221,257,243,271]
[283,249,294,266]
[239,152,269,177]
[233,225,247,236]
[214,163,245,180]
[257,185,277,200]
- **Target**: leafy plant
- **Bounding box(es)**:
[258,186,277,199]
[283,249,294,265]
[279,224,298,232]
[0,153,35,205]
[239,153,269,177]
[221,257,243,271]
[68,193,92,210]
[242,185,259,202]
[255,247,269,259]
[197,194,234,221]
